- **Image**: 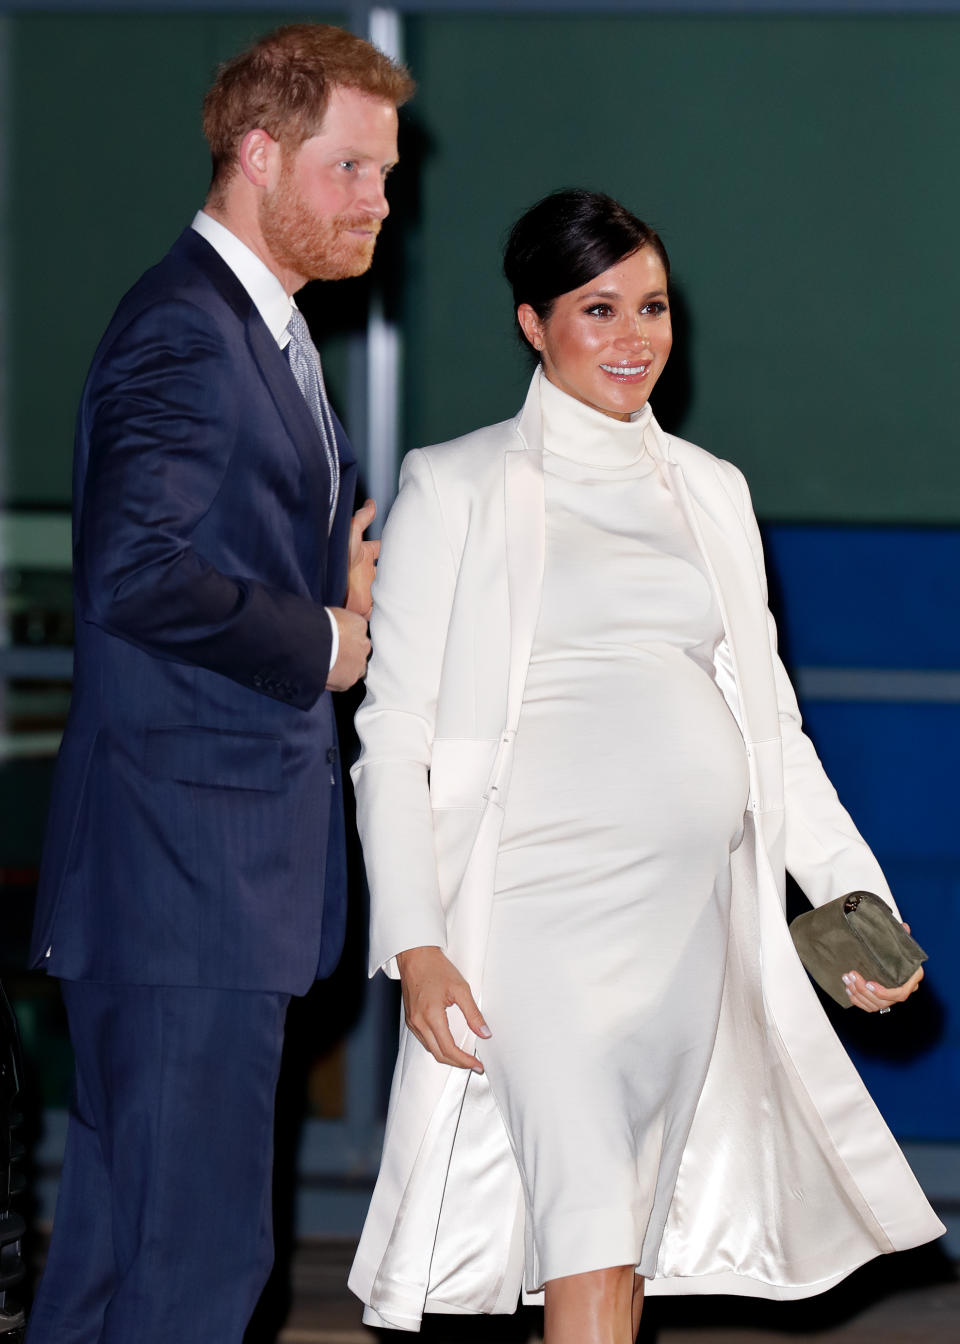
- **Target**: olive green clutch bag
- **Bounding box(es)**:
[789,891,927,1008]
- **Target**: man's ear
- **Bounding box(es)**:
[238,128,281,188]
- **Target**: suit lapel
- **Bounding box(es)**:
[174,229,333,556]
[326,409,357,604]
[244,315,331,539]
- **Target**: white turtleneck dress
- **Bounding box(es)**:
[480,376,750,1290]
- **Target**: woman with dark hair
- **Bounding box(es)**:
[348,190,942,1343]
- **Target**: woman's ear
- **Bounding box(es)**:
[516,303,545,353]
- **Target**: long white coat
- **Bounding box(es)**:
[348,371,943,1330]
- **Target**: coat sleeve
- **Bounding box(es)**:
[77,299,333,710]
[352,449,460,976]
[723,461,899,918]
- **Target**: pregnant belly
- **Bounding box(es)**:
[501,647,749,859]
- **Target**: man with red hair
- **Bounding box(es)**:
[27,25,413,1343]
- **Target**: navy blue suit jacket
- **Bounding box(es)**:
[30,228,356,994]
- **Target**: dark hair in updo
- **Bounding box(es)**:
[503,188,670,327]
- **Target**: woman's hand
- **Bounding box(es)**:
[397,945,491,1072]
[843,924,924,1012]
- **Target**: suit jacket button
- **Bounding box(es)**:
[326,747,337,764]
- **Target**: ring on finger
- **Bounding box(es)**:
[879,1007,891,1015]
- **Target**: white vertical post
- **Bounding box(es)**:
[364,7,403,535]
[338,3,406,1158]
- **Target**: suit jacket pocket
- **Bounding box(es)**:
[145,726,283,792]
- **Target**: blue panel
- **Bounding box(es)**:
[798,706,959,1138]
[765,525,960,1140]
[837,861,959,1140]
[844,1049,960,1141]
[763,525,960,669]
[799,702,958,860]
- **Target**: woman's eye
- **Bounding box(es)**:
[585,304,614,318]
[642,300,669,316]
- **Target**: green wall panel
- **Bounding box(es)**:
[9,12,960,521]
[401,15,960,522]
[8,10,343,505]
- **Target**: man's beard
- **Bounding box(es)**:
[260,168,380,283]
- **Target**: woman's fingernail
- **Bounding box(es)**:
[866,983,878,993]
[845,987,853,998]
[477,1023,492,1039]
[842,974,852,985]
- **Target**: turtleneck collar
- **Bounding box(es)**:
[538,370,653,469]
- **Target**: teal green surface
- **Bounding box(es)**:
[401,14,960,522]
[6,12,960,519]
[7,10,345,505]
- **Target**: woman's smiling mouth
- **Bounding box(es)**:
[600,362,651,379]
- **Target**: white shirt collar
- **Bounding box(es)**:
[191,209,294,348]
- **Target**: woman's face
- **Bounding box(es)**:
[518,246,671,422]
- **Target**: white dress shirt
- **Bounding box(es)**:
[191,210,340,672]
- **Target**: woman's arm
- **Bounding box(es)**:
[725,463,922,1011]
[353,449,491,1065]
[352,449,456,973]
[726,461,898,912]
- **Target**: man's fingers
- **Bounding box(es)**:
[326,607,371,690]
[352,498,377,533]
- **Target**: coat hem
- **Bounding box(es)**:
[356,1235,946,1334]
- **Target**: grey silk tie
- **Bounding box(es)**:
[285,307,340,534]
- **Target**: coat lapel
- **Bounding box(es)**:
[504,443,545,724]
[655,440,781,748]
[479,387,545,806]
[497,370,779,752]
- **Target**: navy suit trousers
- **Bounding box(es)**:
[26,981,290,1344]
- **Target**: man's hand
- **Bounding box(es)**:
[345,498,380,619]
[326,607,370,691]
[397,945,491,1073]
